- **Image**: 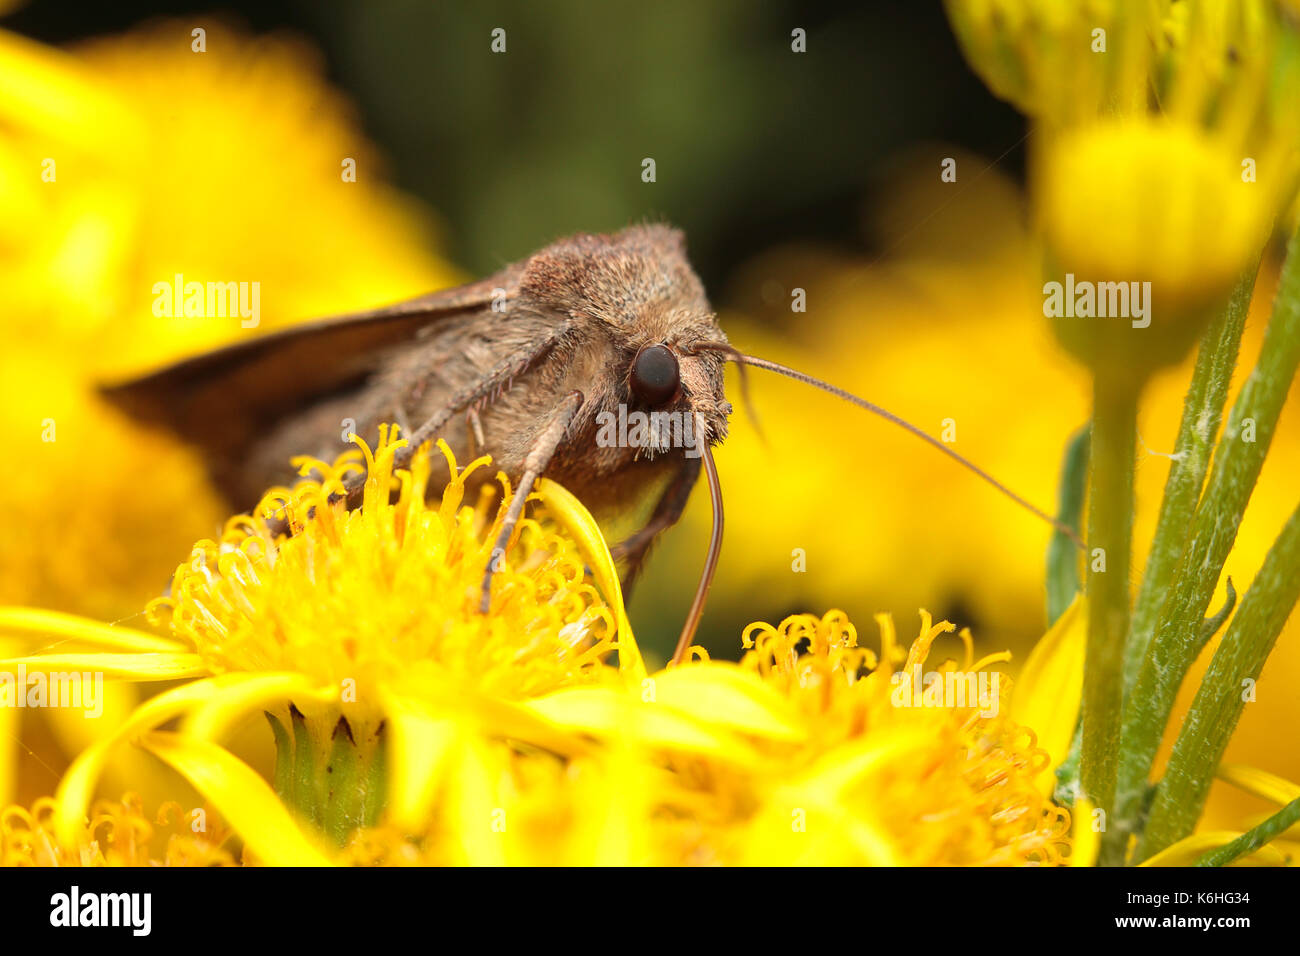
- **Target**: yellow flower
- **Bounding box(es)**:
[15,578,1292,864]
[155,429,634,702]
[947,2,1300,376]
[335,740,668,866]
[729,610,1070,864]
[295,609,1082,865]
[944,0,1162,119]
[1031,4,1300,377]
[520,609,1074,865]
[1,428,640,862]
[1039,118,1282,373]
[947,1,1300,133]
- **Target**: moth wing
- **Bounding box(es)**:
[101,268,521,467]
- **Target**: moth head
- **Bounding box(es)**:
[622,334,732,452]
[521,224,710,334]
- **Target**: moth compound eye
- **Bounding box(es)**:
[629,344,680,406]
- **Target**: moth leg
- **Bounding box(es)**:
[466,407,486,457]
[479,391,585,613]
[611,454,702,601]
[359,327,566,499]
[261,326,568,538]
[391,323,568,476]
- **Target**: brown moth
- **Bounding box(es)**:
[104,223,1073,663]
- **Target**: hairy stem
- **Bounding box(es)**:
[1125,266,1257,697]
[1047,424,1091,627]
[1082,375,1137,859]
[1113,225,1300,863]
[1193,795,1300,867]
[1140,501,1300,858]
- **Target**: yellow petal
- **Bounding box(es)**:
[1265,839,1300,862]
[568,740,655,866]
[53,672,316,846]
[523,687,759,764]
[441,734,508,866]
[534,477,644,683]
[792,731,932,800]
[1069,798,1100,867]
[381,693,461,833]
[739,739,929,866]
[380,674,592,759]
[0,653,207,680]
[0,607,188,653]
[648,662,807,742]
[44,682,164,806]
[181,673,335,741]
[1009,594,1086,793]
[739,796,899,866]
[1217,764,1300,806]
[468,694,593,757]
[141,732,333,866]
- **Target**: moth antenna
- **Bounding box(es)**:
[671,443,724,665]
[722,352,1084,549]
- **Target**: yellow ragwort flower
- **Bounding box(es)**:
[727,610,1071,864]
[0,427,641,863]
[518,609,1076,865]
[288,608,1085,865]
[155,428,634,704]
[944,0,1163,120]
[946,2,1300,375]
[1033,3,1300,376]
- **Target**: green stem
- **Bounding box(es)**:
[1140,501,1300,858]
[1113,224,1300,862]
[1082,375,1137,860]
[1046,425,1090,805]
[1047,424,1090,627]
[1125,266,1257,698]
[1192,795,1300,867]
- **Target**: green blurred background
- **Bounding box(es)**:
[10,0,1023,286]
